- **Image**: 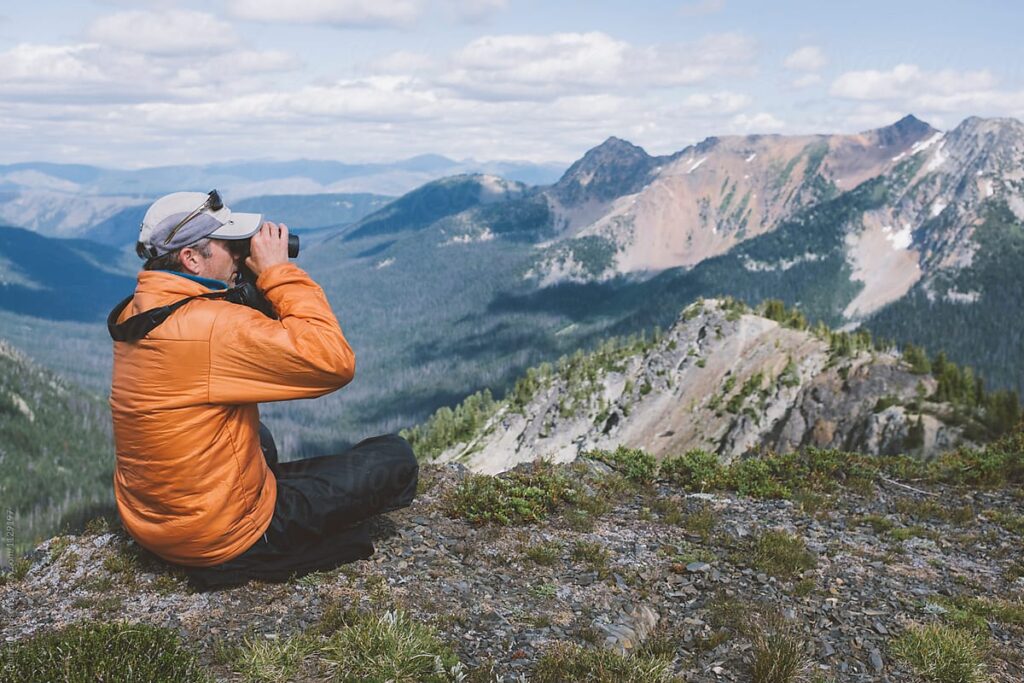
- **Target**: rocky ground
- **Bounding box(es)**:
[2,457,1022,682]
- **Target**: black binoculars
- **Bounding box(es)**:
[231,233,300,259]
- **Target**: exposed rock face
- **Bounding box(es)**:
[845,116,1024,318]
[530,117,939,284]
[437,300,974,474]
[768,362,941,456]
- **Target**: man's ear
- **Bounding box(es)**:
[179,246,203,275]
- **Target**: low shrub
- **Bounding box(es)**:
[659,449,723,492]
[444,461,571,525]
[586,446,657,485]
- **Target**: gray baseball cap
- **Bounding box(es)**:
[137,190,262,259]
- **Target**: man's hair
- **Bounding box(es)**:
[143,238,213,272]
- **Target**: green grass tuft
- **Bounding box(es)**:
[523,540,563,566]
[749,620,811,683]
[0,620,211,683]
[228,631,318,683]
[531,642,676,682]
[747,531,817,579]
[571,541,610,574]
[320,608,465,682]
[891,623,988,683]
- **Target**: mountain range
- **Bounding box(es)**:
[3,112,1024,559]
[0,155,565,238]
[1,114,1023,454]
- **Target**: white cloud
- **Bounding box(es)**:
[0,40,302,104]
[205,50,302,76]
[87,10,239,55]
[0,44,104,84]
[830,64,997,100]
[784,46,826,72]
[730,111,785,133]
[226,0,423,27]
[0,29,764,166]
[365,50,438,74]
[824,63,1024,130]
[681,91,751,113]
[449,32,627,91]
[439,31,756,100]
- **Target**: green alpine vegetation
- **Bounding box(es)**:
[0,341,114,566]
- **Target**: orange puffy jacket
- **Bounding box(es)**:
[109,263,354,567]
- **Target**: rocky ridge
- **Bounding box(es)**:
[435,299,982,476]
[1,456,1022,681]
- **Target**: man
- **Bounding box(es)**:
[109,190,418,590]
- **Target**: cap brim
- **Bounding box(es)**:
[208,211,263,240]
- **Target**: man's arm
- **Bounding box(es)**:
[207,223,355,404]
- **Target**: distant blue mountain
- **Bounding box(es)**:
[0,157,566,197]
[342,175,523,241]
[84,192,394,247]
[0,226,134,321]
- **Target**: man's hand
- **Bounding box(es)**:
[245,222,289,276]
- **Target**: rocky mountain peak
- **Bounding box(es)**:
[871,114,935,149]
[943,115,1024,166]
[551,136,657,206]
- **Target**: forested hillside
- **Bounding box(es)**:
[866,201,1024,394]
[0,340,113,566]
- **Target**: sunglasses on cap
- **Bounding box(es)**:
[162,190,224,246]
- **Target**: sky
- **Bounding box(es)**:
[1,0,1022,168]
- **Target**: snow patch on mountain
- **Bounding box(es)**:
[911,132,944,155]
[883,224,913,250]
[741,253,824,272]
[440,228,495,246]
[945,288,981,304]
[924,139,948,172]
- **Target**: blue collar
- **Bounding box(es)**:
[157,271,229,291]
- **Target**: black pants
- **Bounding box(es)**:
[182,426,418,591]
